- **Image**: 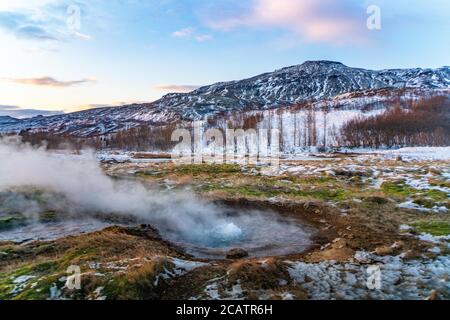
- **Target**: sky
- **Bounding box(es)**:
[0,0,449,117]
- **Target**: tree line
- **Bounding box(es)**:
[338,96,450,148]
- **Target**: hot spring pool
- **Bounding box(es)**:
[154,207,316,260]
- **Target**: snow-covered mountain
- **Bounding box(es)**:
[0,116,20,125]
[1,61,449,137]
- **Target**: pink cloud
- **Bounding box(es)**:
[5,76,97,88]
[208,0,366,44]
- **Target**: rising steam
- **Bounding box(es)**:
[0,137,244,241]
[0,137,313,258]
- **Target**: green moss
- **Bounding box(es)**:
[0,243,104,299]
[174,163,241,175]
[381,182,416,197]
[424,189,448,202]
[287,175,336,185]
[135,170,164,178]
[201,183,349,201]
[412,198,436,209]
[104,258,173,300]
[39,211,58,222]
[26,191,51,205]
[12,275,60,300]
[136,163,241,178]
[0,214,27,231]
[410,190,448,209]
[411,221,450,236]
[0,260,60,300]
[382,182,449,203]
[58,248,97,271]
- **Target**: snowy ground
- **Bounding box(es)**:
[287,253,450,300]
[1,146,448,300]
[358,147,450,161]
[95,146,450,165]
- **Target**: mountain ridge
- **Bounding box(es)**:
[0,61,449,137]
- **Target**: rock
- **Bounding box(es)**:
[401,250,418,260]
[427,290,439,301]
[375,246,395,256]
[334,169,371,178]
[392,241,405,250]
[365,196,389,205]
[396,156,403,162]
[226,248,249,260]
[121,224,162,240]
[354,251,375,264]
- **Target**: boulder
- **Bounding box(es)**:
[226,248,249,260]
[375,246,395,256]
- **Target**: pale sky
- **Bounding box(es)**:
[0,0,449,117]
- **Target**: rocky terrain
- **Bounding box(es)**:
[1,149,449,300]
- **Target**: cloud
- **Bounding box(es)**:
[171,27,213,42]
[16,25,58,40]
[0,105,63,119]
[70,31,92,41]
[154,84,201,93]
[0,2,93,42]
[172,27,195,39]
[206,0,366,44]
[0,11,58,41]
[5,77,97,88]
[195,34,213,42]
[0,1,59,12]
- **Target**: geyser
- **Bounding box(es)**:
[0,137,315,259]
[157,206,315,259]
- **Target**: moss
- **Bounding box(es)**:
[382,182,449,202]
[0,283,14,299]
[26,191,52,205]
[202,183,349,201]
[58,248,97,271]
[412,198,436,209]
[0,260,60,300]
[173,163,241,175]
[136,163,241,178]
[381,182,416,197]
[135,170,164,178]
[288,175,336,185]
[12,275,60,300]
[364,196,390,205]
[39,211,58,222]
[0,214,27,231]
[104,258,173,300]
[424,189,448,202]
[410,190,448,209]
[411,221,450,236]
[0,243,104,300]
